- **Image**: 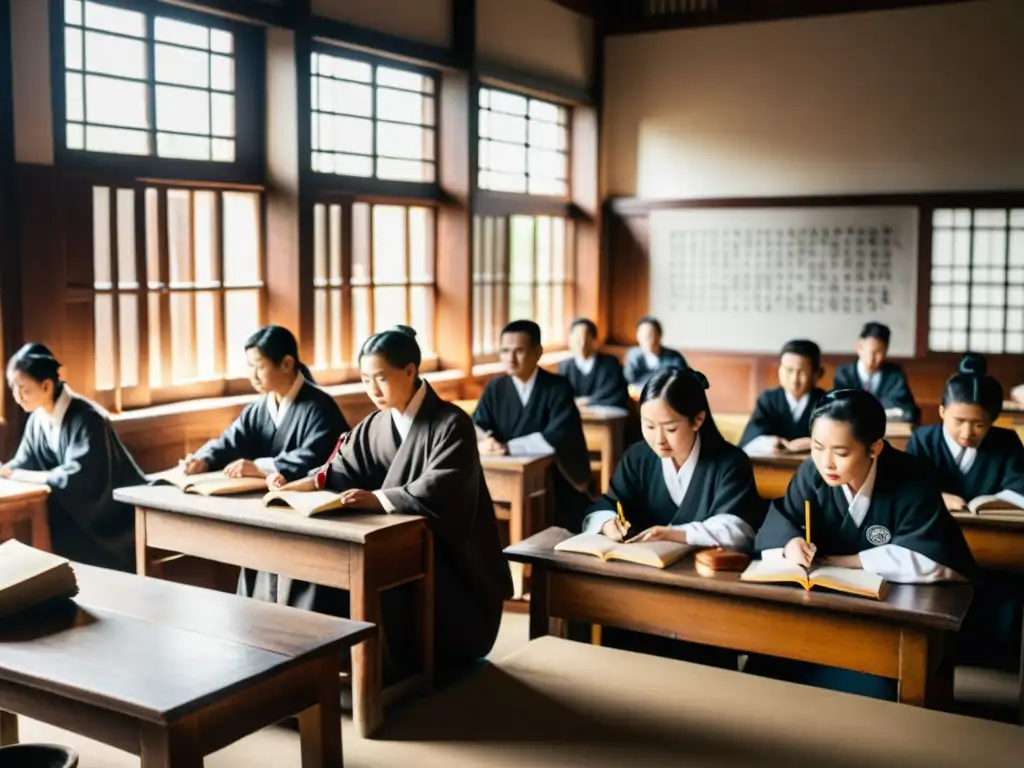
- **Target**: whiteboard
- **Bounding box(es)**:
[649,207,919,356]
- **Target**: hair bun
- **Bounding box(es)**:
[958,352,987,377]
[688,368,710,390]
[392,324,417,339]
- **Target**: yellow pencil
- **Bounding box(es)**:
[616,500,630,533]
[804,499,811,545]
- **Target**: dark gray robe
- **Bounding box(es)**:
[623,346,688,388]
[7,394,144,571]
[739,387,828,447]
[832,361,919,423]
[557,353,631,410]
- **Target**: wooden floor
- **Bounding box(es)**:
[16,611,1022,767]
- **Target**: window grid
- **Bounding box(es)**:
[92,184,263,410]
[478,87,570,197]
[63,0,237,161]
[310,52,436,184]
[928,208,1024,354]
[312,201,436,375]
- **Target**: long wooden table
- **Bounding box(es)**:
[0,480,51,550]
[0,563,373,767]
[114,485,432,738]
[747,450,805,499]
[579,406,629,492]
[507,527,974,708]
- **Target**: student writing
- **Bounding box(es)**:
[557,317,630,411]
[623,316,687,388]
[832,322,918,423]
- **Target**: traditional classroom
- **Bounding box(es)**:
[1,0,1024,766]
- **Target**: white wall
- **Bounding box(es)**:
[312,0,452,49]
[477,0,594,89]
[604,0,1024,199]
[10,0,53,164]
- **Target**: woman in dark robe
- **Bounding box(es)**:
[906,353,1024,667]
[749,389,976,699]
[0,343,144,571]
[267,325,512,676]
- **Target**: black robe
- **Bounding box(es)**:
[739,387,828,447]
[557,353,631,410]
[194,379,348,481]
[623,346,688,388]
[6,394,145,572]
[754,446,976,579]
[473,369,595,531]
[586,438,766,541]
[906,425,1024,501]
[832,362,919,423]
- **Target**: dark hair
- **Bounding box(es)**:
[809,389,886,449]
[244,325,314,383]
[6,343,64,400]
[359,325,422,369]
[569,317,598,339]
[636,316,663,336]
[780,339,822,371]
[859,322,891,346]
[501,320,542,347]
[941,353,1003,421]
[639,366,725,448]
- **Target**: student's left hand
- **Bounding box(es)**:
[0,465,11,478]
[574,396,591,408]
[781,437,812,453]
[223,459,264,479]
[626,526,687,545]
[337,489,382,510]
[478,437,508,456]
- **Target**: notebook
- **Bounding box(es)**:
[554,533,693,569]
[262,490,343,517]
[150,468,269,496]
[0,478,50,500]
[0,540,79,619]
[962,492,1024,516]
[740,559,888,600]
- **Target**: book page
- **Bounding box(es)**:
[0,478,50,499]
[970,492,1024,514]
[0,540,71,592]
[606,541,693,568]
[554,533,619,559]
[740,558,809,587]
[809,566,885,598]
[263,490,342,516]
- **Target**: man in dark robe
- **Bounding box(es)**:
[557,317,630,411]
[832,322,919,423]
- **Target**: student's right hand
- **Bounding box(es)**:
[599,518,629,542]
[266,472,286,490]
[0,465,11,478]
[783,537,817,568]
[781,437,812,453]
[942,492,968,512]
[180,455,208,475]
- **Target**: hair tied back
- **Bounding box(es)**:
[687,368,710,390]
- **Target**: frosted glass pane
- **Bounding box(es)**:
[211,55,234,91]
[223,191,261,285]
[155,44,209,87]
[211,30,233,54]
[373,206,407,284]
[85,125,148,154]
[65,0,83,27]
[376,66,430,93]
[155,17,209,49]
[373,286,407,333]
[85,30,145,79]
[65,28,83,70]
[528,99,561,123]
[377,88,433,125]
[94,293,115,390]
[66,73,84,122]
[85,1,144,37]
[85,75,148,128]
[157,133,210,160]
[211,139,234,162]
[376,122,433,160]
[409,207,434,283]
[377,158,433,183]
[212,93,235,137]
[156,85,210,134]
[410,286,433,353]
[225,290,261,378]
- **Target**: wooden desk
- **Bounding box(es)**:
[0,563,372,767]
[480,455,553,600]
[0,480,51,551]
[579,407,629,492]
[885,421,913,451]
[508,528,974,708]
[114,485,432,738]
[747,451,805,499]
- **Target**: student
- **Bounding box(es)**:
[474,320,594,531]
[751,389,976,699]
[557,317,630,410]
[623,316,687,388]
[906,353,1024,666]
[0,343,144,572]
[1011,383,1024,406]
[266,326,512,674]
[832,322,918,422]
[740,339,827,454]
[181,325,347,482]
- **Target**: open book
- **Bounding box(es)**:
[961,492,1024,516]
[0,540,79,619]
[0,478,50,500]
[150,468,269,496]
[554,533,693,569]
[741,559,888,600]
[262,490,343,517]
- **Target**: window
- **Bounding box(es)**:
[311,201,435,374]
[478,87,569,196]
[929,208,1024,354]
[63,0,237,161]
[311,52,436,183]
[472,214,574,356]
[92,185,263,407]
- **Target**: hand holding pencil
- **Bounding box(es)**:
[784,499,817,568]
[600,501,631,542]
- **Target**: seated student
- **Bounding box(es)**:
[740,339,827,454]
[557,317,630,410]
[624,316,687,388]
[906,353,1024,666]
[0,343,144,572]
[474,320,594,531]
[268,326,512,674]
[1011,383,1024,406]
[750,389,976,700]
[832,322,918,423]
[181,325,347,482]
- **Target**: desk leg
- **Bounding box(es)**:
[414,529,435,696]
[529,566,550,640]
[897,628,929,707]
[0,710,18,746]
[135,507,150,576]
[299,655,344,768]
[509,492,525,600]
[350,548,383,738]
[140,717,202,768]
[29,502,51,552]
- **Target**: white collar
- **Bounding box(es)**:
[642,349,661,368]
[266,375,304,428]
[660,434,702,506]
[511,369,539,406]
[38,385,73,451]
[841,458,878,527]
[573,355,596,376]
[784,390,810,422]
[942,428,977,474]
[391,381,428,441]
[856,360,881,390]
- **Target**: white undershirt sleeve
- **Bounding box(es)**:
[582,510,617,534]
[671,514,755,549]
[372,490,396,513]
[253,457,277,476]
[858,544,964,583]
[742,435,778,455]
[507,432,556,456]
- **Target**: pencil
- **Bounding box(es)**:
[804,499,811,545]
[616,500,630,533]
